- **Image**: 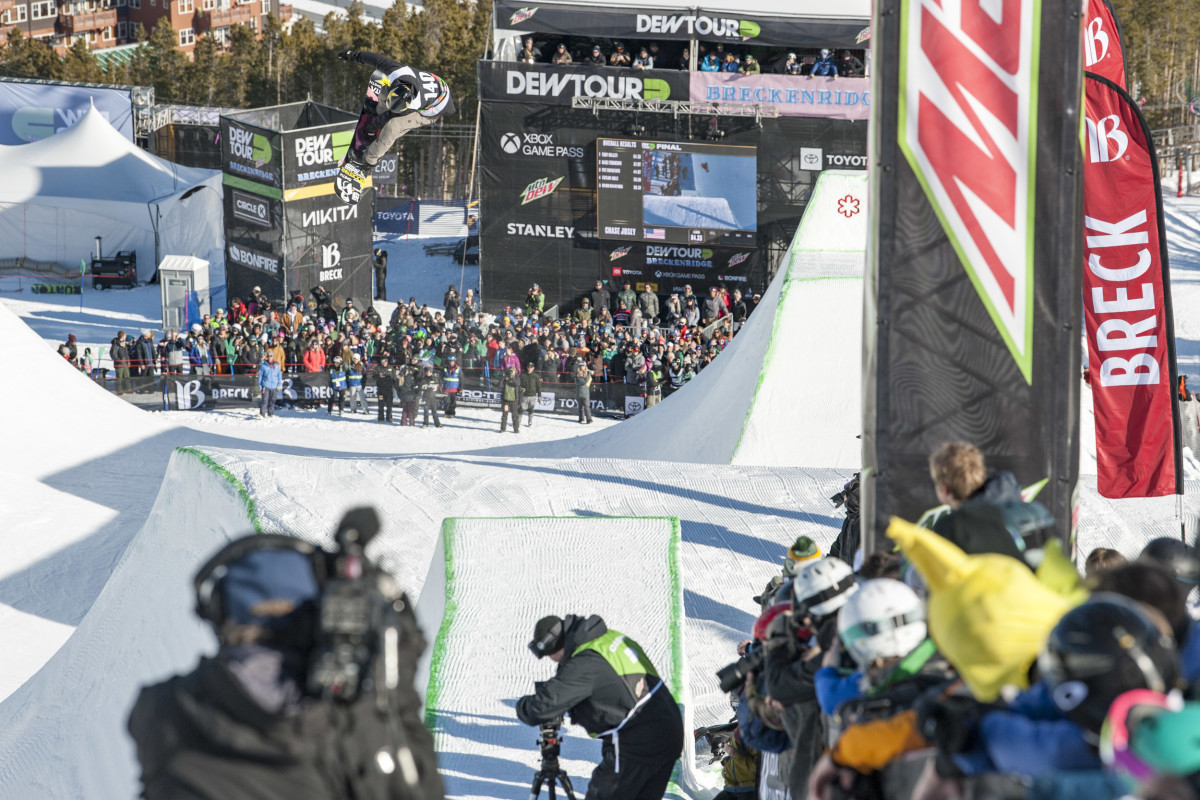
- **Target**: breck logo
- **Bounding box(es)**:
[898,0,1039,381]
[521,176,564,204]
[510,6,536,24]
[1084,14,1108,67]
[609,246,631,261]
[635,14,760,40]
[1085,114,1127,163]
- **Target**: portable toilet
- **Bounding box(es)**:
[159,255,210,332]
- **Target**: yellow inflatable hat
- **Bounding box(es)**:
[886,517,1084,701]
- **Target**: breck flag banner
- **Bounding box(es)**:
[1083,73,1183,498]
[862,0,1084,551]
[1084,0,1127,89]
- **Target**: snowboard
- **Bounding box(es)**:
[335,158,369,206]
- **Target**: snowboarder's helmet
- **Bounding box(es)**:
[837,579,926,668]
[1139,538,1200,587]
[1039,593,1182,736]
[383,82,418,114]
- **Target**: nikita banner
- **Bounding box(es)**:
[1084,0,1127,89]
[862,0,1084,551]
[1083,73,1182,498]
[689,74,871,121]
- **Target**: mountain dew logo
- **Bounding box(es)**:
[643,79,671,100]
[728,252,750,267]
[509,6,537,25]
[610,246,631,261]
[521,176,564,204]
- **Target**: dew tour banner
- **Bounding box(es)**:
[118,369,635,415]
[862,0,1083,551]
[221,102,373,308]
[479,62,689,107]
[1084,0,1127,90]
[494,0,869,49]
[602,242,758,295]
[1083,73,1182,498]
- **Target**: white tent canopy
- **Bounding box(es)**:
[0,103,223,282]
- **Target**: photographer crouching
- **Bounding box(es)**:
[127,508,443,800]
[516,614,683,800]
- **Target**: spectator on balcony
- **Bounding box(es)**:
[649,42,661,63]
[609,42,632,67]
[583,44,606,67]
[678,48,691,71]
[740,53,761,74]
[518,37,540,63]
[839,50,865,77]
[809,49,838,78]
[721,52,740,73]
[634,47,654,70]
[700,52,720,72]
[782,52,802,75]
[551,43,573,65]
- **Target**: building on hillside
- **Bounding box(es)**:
[0,0,291,56]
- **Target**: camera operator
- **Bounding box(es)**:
[828,473,860,566]
[516,614,683,800]
[128,509,443,800]
[761,558,859,798]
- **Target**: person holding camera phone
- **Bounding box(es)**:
[517,614,683,800]
[128,508,443,800]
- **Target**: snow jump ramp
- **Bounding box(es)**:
[481,169,869,469]
[418,516,709,799]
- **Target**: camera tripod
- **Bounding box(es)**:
[529,723,576,800]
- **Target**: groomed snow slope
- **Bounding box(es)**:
[422,517,707,799]
[480,170,868,468]
[0,448,252,797]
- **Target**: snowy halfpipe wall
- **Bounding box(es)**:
[0,448,256,798]
[420,516,712,799]
[479,169,869,469]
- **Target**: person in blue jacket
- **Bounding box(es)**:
[327,356,347,416]
[257,351,282,418]
[809,49,838,78]
[700,53,720,72]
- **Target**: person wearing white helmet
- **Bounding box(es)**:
[762,557,861,797]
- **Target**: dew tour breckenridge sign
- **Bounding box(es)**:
[862,0,1084,551]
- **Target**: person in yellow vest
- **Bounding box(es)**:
[517,614,683,800]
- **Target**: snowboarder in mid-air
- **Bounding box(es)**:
[335,50,456,205]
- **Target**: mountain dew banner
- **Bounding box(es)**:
[1083,74,1182,498]
[1084,0,1127,89]
[862,0,1083,550]
[495,0,868,48]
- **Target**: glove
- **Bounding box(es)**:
[338,49,357,62]
[915,693,985,755]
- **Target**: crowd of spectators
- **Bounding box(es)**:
[81,277,760,421]
[714,440,1200,800]
[516,35,867,77]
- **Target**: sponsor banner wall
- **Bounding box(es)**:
[1084,0,1127,89]
[479,98,866,310]
[1083,73,1182,498]
[0,80,134,144]
[479,62,689,106]
[282,124,355,190]
[137,369,634,414]
[281,193,374,305]
[220,117,282,190]
[495,0,870,48]
[601,242,758,293]
[690,74,871,121]
[862,0,1084,551]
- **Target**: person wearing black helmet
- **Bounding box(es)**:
[1140,537,1200,620]
[517,614,683,800]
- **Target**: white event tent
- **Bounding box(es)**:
[0,103,223,282]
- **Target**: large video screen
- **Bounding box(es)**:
[596,138,757,246]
